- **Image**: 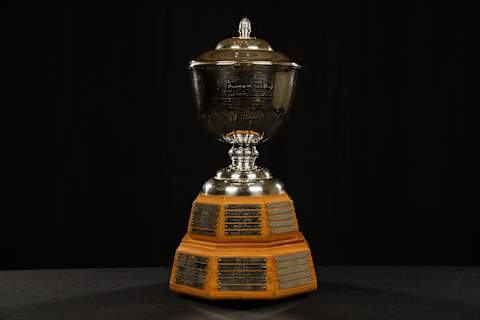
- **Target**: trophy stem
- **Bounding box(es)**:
[228,144,259,172]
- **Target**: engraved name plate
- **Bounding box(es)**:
[224,204,262,236]
[217,256,267,291]
[275,251,312,290]
[174,253,209,289]
[191,203,219,236]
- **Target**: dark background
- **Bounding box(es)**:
[3,1,476,270]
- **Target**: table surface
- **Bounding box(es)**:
[0,267,479,320]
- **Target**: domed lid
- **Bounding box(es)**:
[189,18,300,68]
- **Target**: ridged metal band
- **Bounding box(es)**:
[189,60,301,68]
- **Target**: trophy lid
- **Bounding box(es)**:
[190,18,300,68]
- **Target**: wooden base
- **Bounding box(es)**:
[169,193,317,299]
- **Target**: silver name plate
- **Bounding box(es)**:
[266,201,291,208]
[218,264,266,271]
[217,271,266,278]
[224,205,262,236]
[225,230,261,236]
[225,223,261,229]
[224,210,260,216]
[224,204,261,210]
[225,217,261,223]
[218,284,267,291]
[217,256,267,291]
[218,257,266,263]
[174,253,209,289]
[191,203,219,236]
[267,201,297,235]
[275,251,312,289]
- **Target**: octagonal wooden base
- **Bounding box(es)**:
[169,193,317,299]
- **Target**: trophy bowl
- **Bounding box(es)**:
[190,64,299,145]
[189,18,301,196]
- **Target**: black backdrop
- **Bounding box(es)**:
[3,1,476,269]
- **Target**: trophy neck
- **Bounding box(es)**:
[228,144,259,172]
[200,143,286,196]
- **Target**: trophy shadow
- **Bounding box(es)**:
[1,281,477,320]
[178,290,311,310]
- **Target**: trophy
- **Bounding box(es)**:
[169,18,317,299]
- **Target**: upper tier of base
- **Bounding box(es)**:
[188,193,302,243]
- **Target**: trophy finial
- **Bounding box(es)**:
[238,17,251,38]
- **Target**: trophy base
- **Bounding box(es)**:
[170,234,317,299]
[169,193,317,300]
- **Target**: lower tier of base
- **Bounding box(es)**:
[169,234,317,299]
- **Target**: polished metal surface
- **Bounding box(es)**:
[195,203,220,215]
[214,166,273,184]
[224,210,260,216]
[276,264,310,276]
[190,18,300,196]
[174,253,209,289]
[268,207,291,214]
[217,256,267,291]
[276,259,309,269]
[238,17,251,39]
[217,284,267,291]
[202,176,285,196]
[190,18,300,67]
[225,230,261,236]
[218,257,266,263]
[223,204,262,236]
[225,223,261,229]
[266,201,292,208]
[191,65,298,145]
[278,277,311,289]
[275,251,312,289]
[191,228,216,236]
[201,177,285,196]
[268,213,292,221]
[190,203,219,236]
[270,226,296,234]
[219,204,262,236]
[224,204,261,210]
[218,264,266,271]
[217,271,266,278]
[225,217,260,222]
[274,251,308,262]
[190,60,300,67]
[224,224,261,236]
[267,201,298,234]
[269,220,294,228]
[218,278,266,285]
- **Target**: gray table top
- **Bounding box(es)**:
[1,266,479,320]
